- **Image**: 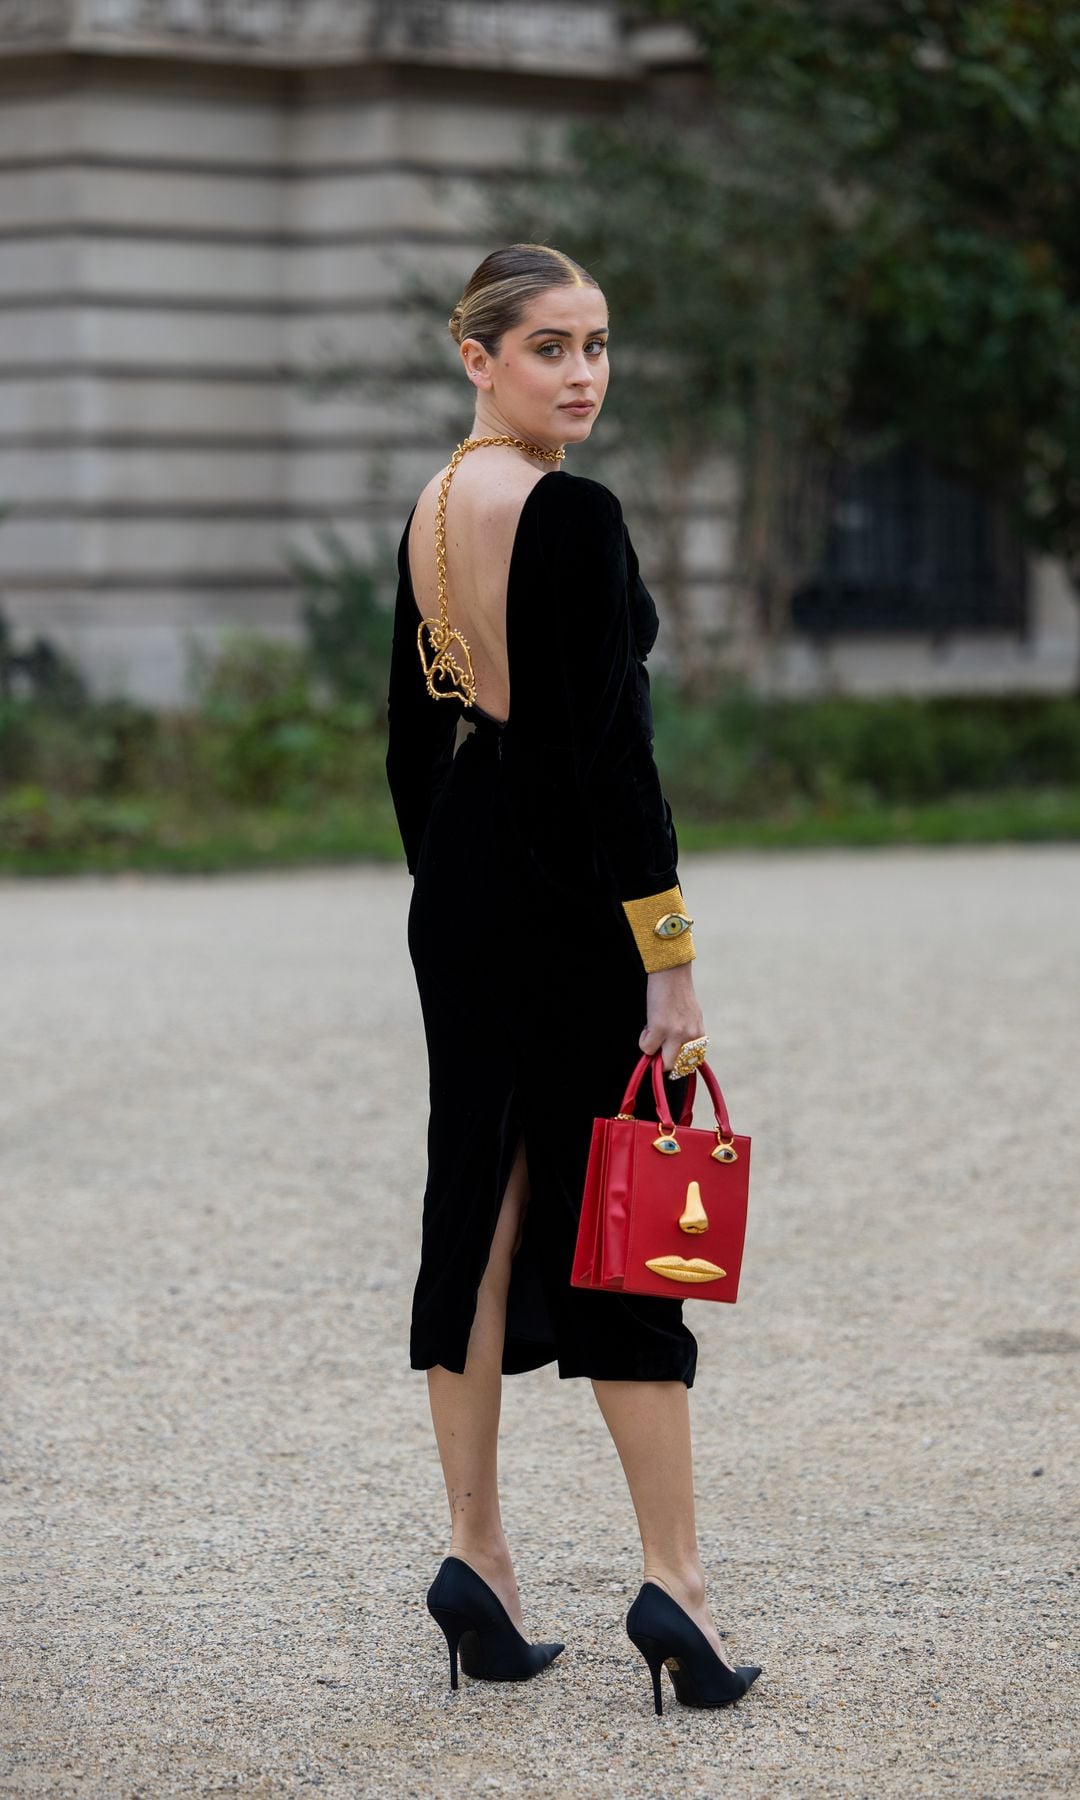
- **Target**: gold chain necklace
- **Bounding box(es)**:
[416,434,565,705]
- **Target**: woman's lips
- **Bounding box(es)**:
[559,402,595,413]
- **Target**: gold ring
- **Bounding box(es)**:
[667,1035,709,1079]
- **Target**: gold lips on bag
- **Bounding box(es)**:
[644,1256,726,1284]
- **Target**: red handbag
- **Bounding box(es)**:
[571,1051,751,1303]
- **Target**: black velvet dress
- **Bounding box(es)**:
[385,469,698,1385]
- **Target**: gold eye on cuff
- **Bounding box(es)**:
[654,912,694,940]
[621,886,697,973]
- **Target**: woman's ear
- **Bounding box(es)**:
[460,338,494,391]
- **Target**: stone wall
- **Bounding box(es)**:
[0,1,642,698]
[0,0,1075,701]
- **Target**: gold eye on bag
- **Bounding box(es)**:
[653,912,694,940]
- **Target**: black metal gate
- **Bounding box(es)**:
[791,446,1028,640]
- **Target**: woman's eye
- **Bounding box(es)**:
[536,339,608,357]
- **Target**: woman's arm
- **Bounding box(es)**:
[535,474,698,977]
[538,475,704,1070]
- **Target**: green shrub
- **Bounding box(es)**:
[187,631,312,715]
[1,621,1078,858]
[0,607,87,709]
[1012,700,1080,784]
[184,631,324,806]
[3,698,158,799]
[193,708,376,809]
[289,529,393,712]
[652,682,1080,820]
[936,706,993,797]
[846,702,946,801]
[0,701,34,783]
[0,785,155,853]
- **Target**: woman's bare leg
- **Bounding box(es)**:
[426,1137,529,1632]
[591,1378,735,1667]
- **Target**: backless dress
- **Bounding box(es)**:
[385,469,699,1384]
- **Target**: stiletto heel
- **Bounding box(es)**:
[425,1555,565,1687]
[626,1581,761,1714]
[629,1631,667,1715]
[427,1605,464,1689]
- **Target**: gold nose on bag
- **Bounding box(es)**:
[678,1180,709,1234]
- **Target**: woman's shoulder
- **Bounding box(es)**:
[534,472,627,562]
[537,469,624,518]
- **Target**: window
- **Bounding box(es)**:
[791,446,1028,638]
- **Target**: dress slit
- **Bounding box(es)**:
[463,1101,554,1375]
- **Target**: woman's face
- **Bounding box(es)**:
[461,283,610,450]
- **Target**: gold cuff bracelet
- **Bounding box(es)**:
[621,886,697,973]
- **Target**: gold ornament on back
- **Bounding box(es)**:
[417,436,565,705]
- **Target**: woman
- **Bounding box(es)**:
[384,244,760,1714]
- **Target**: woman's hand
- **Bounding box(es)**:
[638,964,706,1073]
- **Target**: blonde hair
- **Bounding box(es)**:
[448,243,601,354]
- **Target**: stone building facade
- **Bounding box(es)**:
[0,0,1075,702]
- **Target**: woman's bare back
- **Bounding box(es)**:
[407,453,552,724]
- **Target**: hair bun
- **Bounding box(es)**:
[447,244,599,359]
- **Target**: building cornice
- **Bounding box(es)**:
[0,0,644,77]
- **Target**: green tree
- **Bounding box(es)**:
[493,112,859,689]
[499,1,1079,682]
[654,0,1080,635]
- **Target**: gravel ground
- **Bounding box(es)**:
[1,848,1077,1800]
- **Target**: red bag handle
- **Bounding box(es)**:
[616,1051,734,1140]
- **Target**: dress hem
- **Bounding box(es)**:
[410,1351,696,1388]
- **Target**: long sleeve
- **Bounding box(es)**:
[532,474,696,973]
[384,518,460,876]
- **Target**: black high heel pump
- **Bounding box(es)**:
[426,1555,565,1689]
[626,1581,761,1715]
